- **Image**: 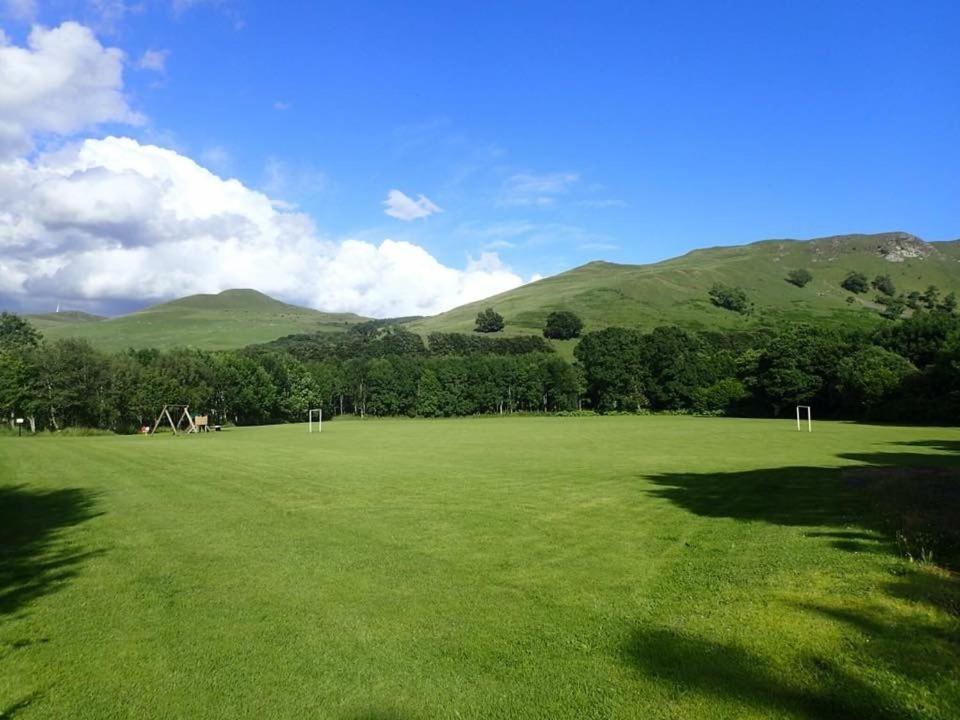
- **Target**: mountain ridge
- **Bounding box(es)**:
[16,231,960,351]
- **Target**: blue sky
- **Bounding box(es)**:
[0,1,958,315]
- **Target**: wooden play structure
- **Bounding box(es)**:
[150,404,198,435]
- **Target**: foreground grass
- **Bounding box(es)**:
[1,416,958,719]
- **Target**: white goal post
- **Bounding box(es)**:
[308,408,322,433]
[796,405,812,432]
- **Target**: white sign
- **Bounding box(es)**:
[15,418,24,425]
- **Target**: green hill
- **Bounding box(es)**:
[34,289,367,352]
[26,310,106,332]
[407,232,960,341]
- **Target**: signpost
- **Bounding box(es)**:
[15,418,24,437]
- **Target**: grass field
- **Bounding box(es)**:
[1,416,958,719]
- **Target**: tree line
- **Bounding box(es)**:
[2,307,959,433]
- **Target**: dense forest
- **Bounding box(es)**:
[2,307,959,433]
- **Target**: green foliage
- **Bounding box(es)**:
[542,310,584,339]
[708,283,750,314]
[939,291,957,314]
[922,285,941,309]
[785,268,813,287]
[474,307,505,333]
[872,274,896,297]
[574,327,649,411]
[751,325,847,414]
[873,311,960,367]
[879,296,907,320]
[690,378,749,414]
[842,271,869,294]
[837,347,916,410]
[427,333,552,356]
[9,296,960,430]
[0,311,42,352]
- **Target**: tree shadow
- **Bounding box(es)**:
[623,442,960,717]
[0,691,43,719]
[0,484,101,618]
[624,626,926,720]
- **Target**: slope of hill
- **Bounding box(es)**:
[407,232,960,338]
[26,310,106,332]
[35,289,367,351]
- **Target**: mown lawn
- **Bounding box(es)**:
[1,416,958,719]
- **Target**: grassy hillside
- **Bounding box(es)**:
[25,310,106,332]
[34,289,366,352]
[407,232,960,339]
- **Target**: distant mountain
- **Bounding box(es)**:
[406,232,960,343]
[33,289,367,351]
[19,232,960,352]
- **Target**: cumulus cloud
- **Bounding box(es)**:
[0,22,142,158]
[0,137,523,316]
[137,49,169,72]
[0,21,523,317]
[383,189,442,221]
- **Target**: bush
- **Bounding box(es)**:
[543,311,584,340]
[474,308,505,333]
[786,269,813,288]
[691,378,749,414]
[708,284,750,314]
[872,274,896,297]
[842,271,869,294]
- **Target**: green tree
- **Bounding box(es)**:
[474,308,505,333]
[542,310,584,340]
[921,285,940,309]
[0,312,42,352]
[841,271,869,294]
[752,325,846,415]
[872,274,896,297]
[880,296,906,320]
[938,291,957,314]
[708,284,750,314]
[785,269,813,288]
[837,347,915,410]
[574,327,649,411]
[0,313,43,431]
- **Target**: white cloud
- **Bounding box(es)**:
[0,21,522,317]
[137,49,169,73]
[0,137,523,316]
[383,189,442,221]
[273,100,291,111]
[501,171,579,206]
[0,22,143,158]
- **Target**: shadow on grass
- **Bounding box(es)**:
[625,627,919,720]
[0,484,101,618]
[624,441,960,718]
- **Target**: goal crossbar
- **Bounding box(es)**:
[796,405,812,432]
